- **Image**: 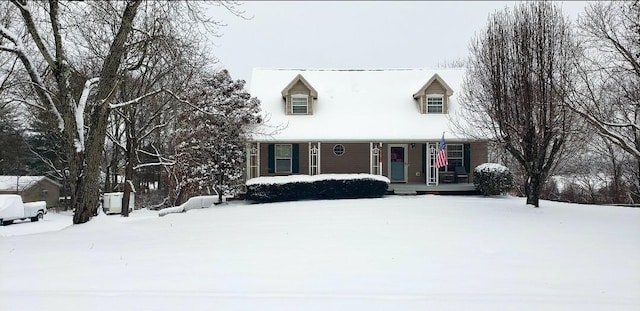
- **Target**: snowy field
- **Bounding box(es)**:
[1,195,639,310]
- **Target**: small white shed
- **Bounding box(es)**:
[102,192,134,214]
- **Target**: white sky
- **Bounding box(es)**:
[208,1,590,86]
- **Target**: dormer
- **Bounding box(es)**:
[412,74,454,114]
[281,74,318,115]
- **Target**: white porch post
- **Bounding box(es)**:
[246,142,260,180]
[369,142,383,175]
[370,142,374,174]
[379,142,383,175]
[308,142,321,175]
[256,142,260,177]
[426,142,438,186]
[317,142,321,174]
[246,143,251,180]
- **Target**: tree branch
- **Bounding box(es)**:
[9,0,56,68]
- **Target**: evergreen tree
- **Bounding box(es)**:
[171,70,261,205]
[24,108,68,178]
[0,103,29,176]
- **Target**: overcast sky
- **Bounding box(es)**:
[208,1,590,87]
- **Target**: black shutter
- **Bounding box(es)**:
[268,144,274,173]
[292,144,300,174]
[463,143,471,173]
[421,143,426,174]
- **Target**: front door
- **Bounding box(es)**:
[389,144,407,182]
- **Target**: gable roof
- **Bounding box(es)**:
[412,73,454,98]
[280,74,318,98]
[250,68,473,142]
[0,176,62,192]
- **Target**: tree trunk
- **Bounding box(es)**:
[121,140,134,217]
[106,122,120,193]
[217,173,223,204]
[121,111,137,217]
[525,172,542,207]
[72,0,142,224]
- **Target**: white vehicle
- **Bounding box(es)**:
[102,192,135,214]
[0,194,47,225]
[158,193,226,217]
[181,195,224,212]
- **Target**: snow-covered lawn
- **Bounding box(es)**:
[1,196,638,310]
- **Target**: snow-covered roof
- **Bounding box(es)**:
[250,68,474,142]
[0,176,61,192]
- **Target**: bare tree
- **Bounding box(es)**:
[569,1,640,172]
[456,1,580,207]
[104,4,215,216]
[0,0,145,223]
[0,1,242,223]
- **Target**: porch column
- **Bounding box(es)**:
[309,142,321,175]
[246,142,260,180]
[370,142,383,175]
[317,142,321,174]
[426,142,438,186]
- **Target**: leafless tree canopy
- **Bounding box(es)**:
[0,0,243,223]
[569,1,640,160]
[458,1,580,207]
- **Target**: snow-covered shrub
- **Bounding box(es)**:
[473,163,513,196]
[246,174,389,203]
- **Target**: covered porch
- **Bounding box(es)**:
[245,141,484,190]
[388,182,478,195]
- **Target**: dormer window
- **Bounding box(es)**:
[427,95,444,113]
[282,74,318,115]
[291,94,309,114]
[413,74,454,114]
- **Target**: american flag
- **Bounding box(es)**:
[435,133,448,169]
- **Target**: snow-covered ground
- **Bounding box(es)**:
[1,196,638,310]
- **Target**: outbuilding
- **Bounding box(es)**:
[0,176,61,209]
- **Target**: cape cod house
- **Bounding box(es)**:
[245,68,488,193]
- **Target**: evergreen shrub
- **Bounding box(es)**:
[246,175,389,203]
[473,163,514,196]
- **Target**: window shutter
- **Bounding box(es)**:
[421,143,426,174]
[292,144,300,173]
[285,96,291,115]
[268,144,275,173]
[463,143,471,173]
[443,96,448,114]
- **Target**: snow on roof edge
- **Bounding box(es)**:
[252,67,465,72]
[0,176,61,192]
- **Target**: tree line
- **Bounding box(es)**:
[0,1,260,223]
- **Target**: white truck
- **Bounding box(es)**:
[102,192,135,214]
[0,194,47,226]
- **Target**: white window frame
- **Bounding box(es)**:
[275,144,292,173]
[333,144,345,156]
[290,94,309,114]
[441,144,463,171]
[426,95,444,114]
